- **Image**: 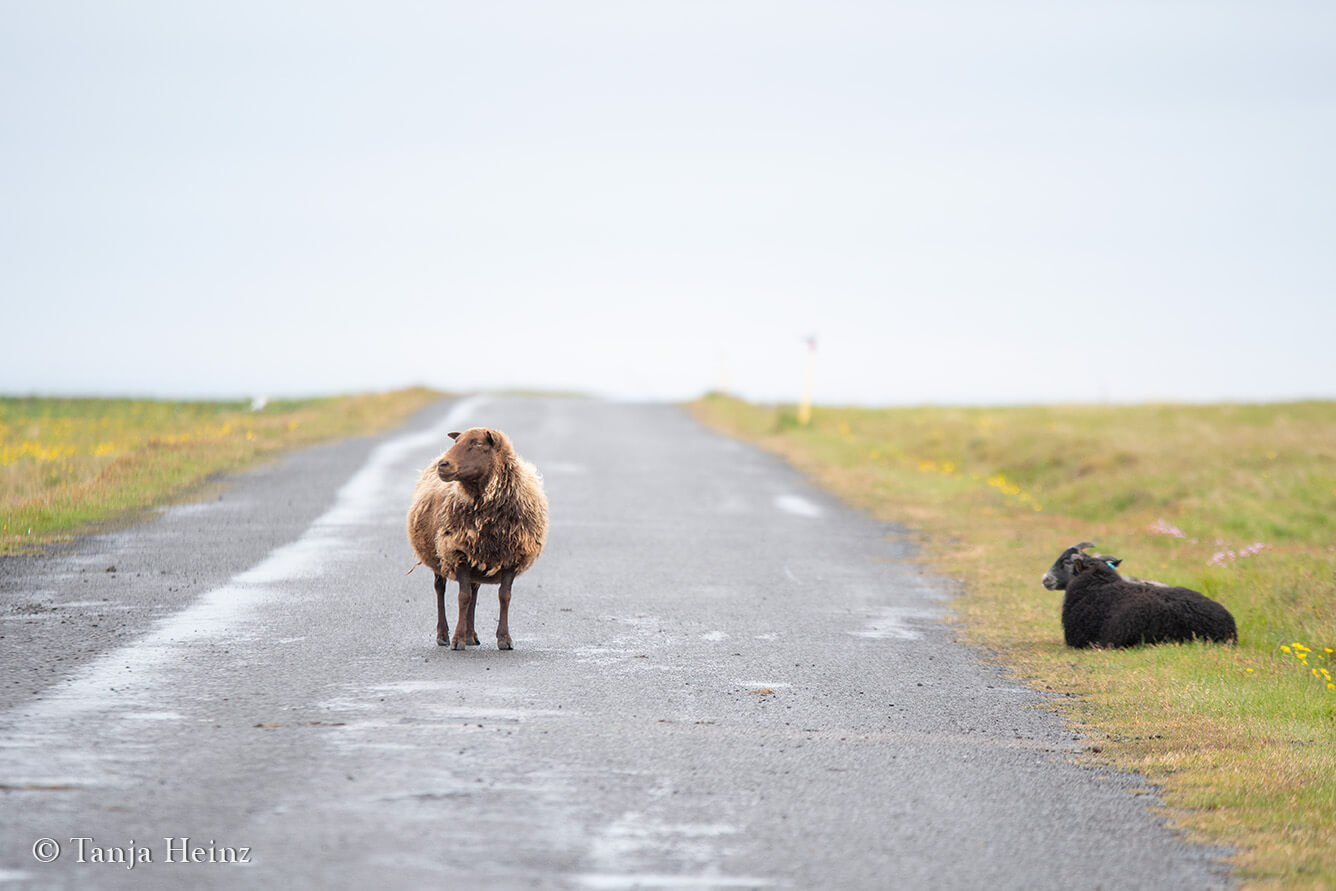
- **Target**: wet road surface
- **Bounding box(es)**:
[0,397,1231,889]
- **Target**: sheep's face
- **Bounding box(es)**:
[1041,542,1121,590]
[436,428,502,483]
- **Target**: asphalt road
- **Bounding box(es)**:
[0,397,1231,889]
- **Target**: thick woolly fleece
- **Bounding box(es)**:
[1062,559,1237,648]
[406,428,548,583]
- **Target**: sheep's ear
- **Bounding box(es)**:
[484,430,496,447]
[448,431,462,441]
[1106,557,1123,567]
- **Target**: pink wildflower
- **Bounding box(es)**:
[1208,542,1270,567]
[1149,519,1186,538]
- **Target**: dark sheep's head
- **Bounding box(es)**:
[1041,542,1122,590]
[435,427,508,483]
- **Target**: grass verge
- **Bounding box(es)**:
[690,393,1336,888]
[1,388,443,553]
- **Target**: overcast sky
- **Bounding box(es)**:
[3,1,1334,404]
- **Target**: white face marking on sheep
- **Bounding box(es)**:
[1041,542,1103,591]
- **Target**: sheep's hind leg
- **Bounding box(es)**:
[466,583,481,646]
[450,566,474,651]
[496,569,515,650]
[434,574,450,646]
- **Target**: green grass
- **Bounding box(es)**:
[690,393,1336,888]
[1,388,443,552]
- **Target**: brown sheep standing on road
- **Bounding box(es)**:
[406,427,548,650]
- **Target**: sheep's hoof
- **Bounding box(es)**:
[497,636,513,651]
[450,638,468,651]
[436,637,450,647]
[467,634,481,646]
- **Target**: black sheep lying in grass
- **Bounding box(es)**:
[1055,550,1237,649]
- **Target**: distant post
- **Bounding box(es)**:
[798,335,816,426]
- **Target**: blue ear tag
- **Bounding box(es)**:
[1106,561,1118,569]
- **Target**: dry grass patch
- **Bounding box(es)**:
[1,388,442,552]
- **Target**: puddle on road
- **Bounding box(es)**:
[575,875,773,889]
[571,645,637,666]
[847,606,943,641]
[158,500,227,518]
[317,681,569,749]
[577,811,770,890]
[366,679,464,696]
[773,494,822,518]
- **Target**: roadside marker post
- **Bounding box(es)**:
[798,335,816,426]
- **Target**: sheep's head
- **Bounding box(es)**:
[1067,550,1124,586]
[1041,542,1122,590]
[435,427,509,484]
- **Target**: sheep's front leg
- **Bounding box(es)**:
[496,569,515,650]
[434,573,450,646]
[466,583,481,646]
[451,565,474,651]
